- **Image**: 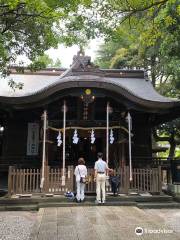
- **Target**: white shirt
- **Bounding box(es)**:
[74,165,87,182]
[94,159,108,173]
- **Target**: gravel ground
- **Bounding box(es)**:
[0,211,37,240]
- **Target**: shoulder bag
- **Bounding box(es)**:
[78,167,86,184]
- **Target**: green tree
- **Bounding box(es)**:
[0,0,91,75]
[94,0,180,158]
[28,54,53,71]
[52,58,62,68]
[153,119,180,158]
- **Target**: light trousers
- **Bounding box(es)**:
[76,181,85,201]
[96,173,106,202]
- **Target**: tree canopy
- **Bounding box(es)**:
[93,0,180,158]
[95,0,180,88]
[1,0,179,76]
[0,0,91,74]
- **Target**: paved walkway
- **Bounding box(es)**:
[0,207,179,240]
[29,207,180,240]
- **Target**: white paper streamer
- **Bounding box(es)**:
[57,131,62,146]
[110,129,114,144]
[72,129,79,144]
[91,129,95,144]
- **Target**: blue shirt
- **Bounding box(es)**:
[94,159,108,173]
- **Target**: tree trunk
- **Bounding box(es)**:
[153,129,176,159]
[150,56,156,87]
[168,141,176,159]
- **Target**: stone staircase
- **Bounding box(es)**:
[0,194,180,211]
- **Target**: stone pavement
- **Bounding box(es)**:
[29,206,180,240]
[0,207,179,240]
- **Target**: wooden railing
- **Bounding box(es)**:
[8,165,74,195]
[8,165,162,196]
[47,166,74,193]
[8,167,41,195]
[85,166,162,194]
[130,166,162,193]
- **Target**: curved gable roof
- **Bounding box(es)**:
[0,51,179,111]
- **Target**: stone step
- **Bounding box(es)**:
[2,201,180,211]
[1,200,180,211]
[137,201,180,209]
[0,204,38,211]
[0,201,137,211]
[0,194,173,205]
[38,201,137,208]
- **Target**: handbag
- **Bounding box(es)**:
[78,167,87,184]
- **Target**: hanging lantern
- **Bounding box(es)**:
[57,131,62,147]
[110,129,114,144]
[73,129,79,144]
[90,129,95,144]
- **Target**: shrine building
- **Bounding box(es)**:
[0,51,180,195]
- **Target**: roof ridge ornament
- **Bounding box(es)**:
[70,48,102,73]
[59,47,104,78]
[72,49,91,69]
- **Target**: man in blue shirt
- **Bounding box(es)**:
[94,152,110,204]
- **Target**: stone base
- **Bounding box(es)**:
[167,183,180,195]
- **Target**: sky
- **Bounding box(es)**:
[46,38,103,68]
[1,38,103,95]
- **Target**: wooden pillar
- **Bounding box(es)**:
[45,129,49,167]
[124,166,130,194]
[127,112,132,181]
[167,168,172,184]
[8,166,13,197]
[68,165,74,191]
[121,143,125,169]
[158,166,162,194]
[40,110,47,191]
[44,165,50,193]
[62,100,66,186]
[106,102,109,165]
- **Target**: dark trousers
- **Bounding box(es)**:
[111,182,118,195]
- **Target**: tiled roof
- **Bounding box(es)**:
[0,51,179,110]
[0,74,179,109]
[0,74,60,97]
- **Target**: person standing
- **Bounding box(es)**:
[94,152,110,204]
[109,170,120,196]
[74,158,87,203]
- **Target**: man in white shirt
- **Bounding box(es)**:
[94,152,109,204]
